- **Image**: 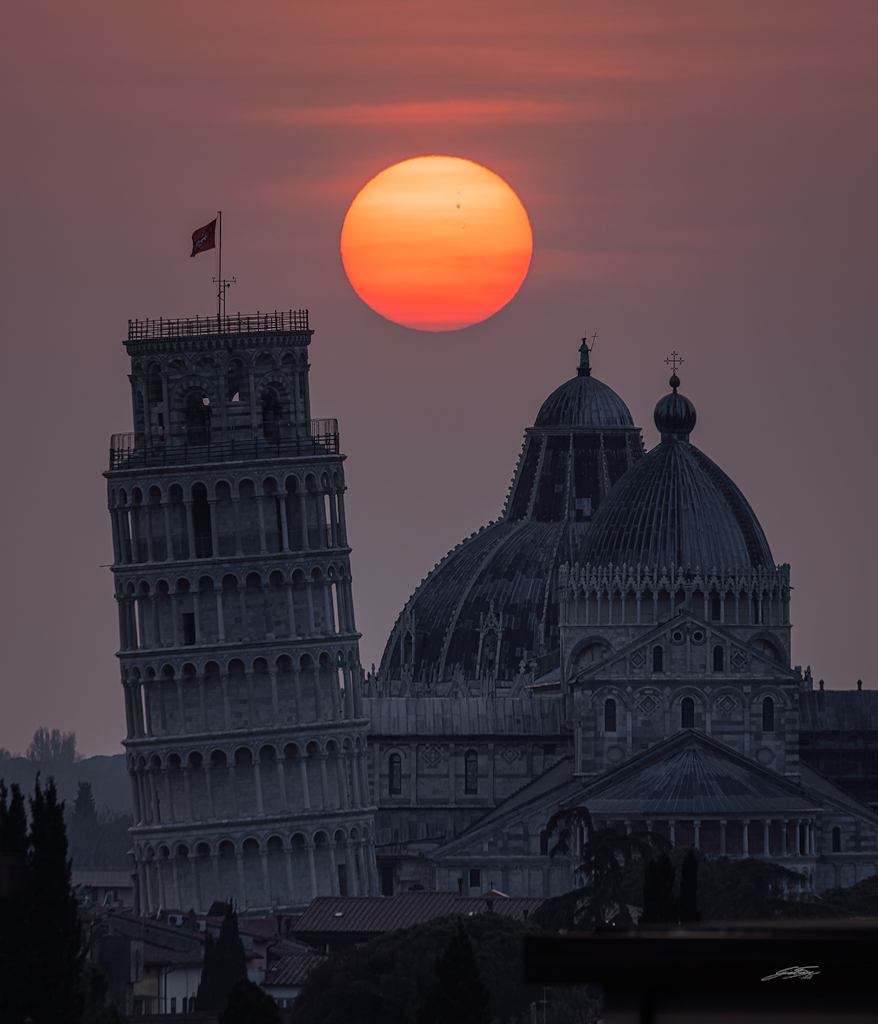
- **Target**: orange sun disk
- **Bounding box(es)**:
[340,156,533,332]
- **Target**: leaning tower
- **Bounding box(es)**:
[105,309,377,914]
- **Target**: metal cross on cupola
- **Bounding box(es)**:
[664,350,684,373]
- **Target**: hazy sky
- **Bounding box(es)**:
[2,1,876,756]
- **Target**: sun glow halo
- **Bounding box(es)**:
[340,156,533,332]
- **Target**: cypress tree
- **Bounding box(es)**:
[429,919,491,1024]
[642,852,677,924]
[679,848,701,922]
[26,776,84,1023]
[196,905,248,1011]
[0,781,31,1024]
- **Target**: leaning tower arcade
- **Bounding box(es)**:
[105,310,377,913]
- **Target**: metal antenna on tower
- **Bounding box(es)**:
[211,211,236,322]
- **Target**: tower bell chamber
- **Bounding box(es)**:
[105,311,378,913]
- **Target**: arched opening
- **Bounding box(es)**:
[832,826,841,853]
[762,696,775,733]
[464,750,478,795]
[184,391,211,445]
[388,753,402,795]
[681,697,695,729]
[261,387,285,442]
[712,645,724,673]
[192,484,212,558]
[652,646,664,673]
[604,698,617,733]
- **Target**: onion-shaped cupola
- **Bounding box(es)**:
[580,371,773,571]
[378,340,645,691]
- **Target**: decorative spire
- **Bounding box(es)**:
[578,332,596,377]
[664,350,683,391]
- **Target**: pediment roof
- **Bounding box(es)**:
[573,612,799,682]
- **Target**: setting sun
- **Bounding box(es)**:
[340,156,533,331]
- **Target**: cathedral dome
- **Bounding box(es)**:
[534,341,634,429]
[579,378,773,570]
[378,343,644,689]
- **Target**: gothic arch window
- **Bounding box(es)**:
[652,645,664,673]
[604,698,617,733]
[388,753,402,795]
[712,645,724,673]
[681,697,695,729]
[465,750,478,794]
[832,826,841,853]
[762,696,775,733]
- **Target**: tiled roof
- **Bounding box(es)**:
[142,942,203,967]
[292,891,544,936]
[72,869,133,887]
[799,690,878,731]
[265,952,325,987]
[583,739,820,816]
[364,696,566,737]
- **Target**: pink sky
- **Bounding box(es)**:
[2,0,877,755]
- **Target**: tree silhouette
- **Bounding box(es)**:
[679,848,701,922]
[642,852,677,924]
[26,727,79,766]
[428,919,491,1024]
[220,978,281,1024]
[196,905,248,1011]
[545,805,668,927]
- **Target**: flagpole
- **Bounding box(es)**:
[217,210,222,322]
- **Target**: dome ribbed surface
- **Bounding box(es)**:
[580,441,773,570]
[534,375,634,429]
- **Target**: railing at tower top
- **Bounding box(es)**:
[108,419,339,470]
[127,309,310,342]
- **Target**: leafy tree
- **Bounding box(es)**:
[679,848,701,922]
[219,979,281,1024]
[80,962,128,1024]
[545,805,668,927]
[290,912,544,1024]
[817,874,878,916]
[196,905,248,1011]
[642,852,677,924]
[430,920,491,1024]
[26,727,79,766]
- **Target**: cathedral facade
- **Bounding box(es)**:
[370,352,878,898]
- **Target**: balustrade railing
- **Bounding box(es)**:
[127,309,309,342]
[109,419,339,469]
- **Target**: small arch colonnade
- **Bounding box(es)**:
[560,564,791,629]
[109,470,348,565]
[129,734,372,835]
[592,685,791,735]
[122,648,363,739]
[116,563,354,653]
[135,818,379,914]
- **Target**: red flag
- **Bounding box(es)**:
[190,219,217,257]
